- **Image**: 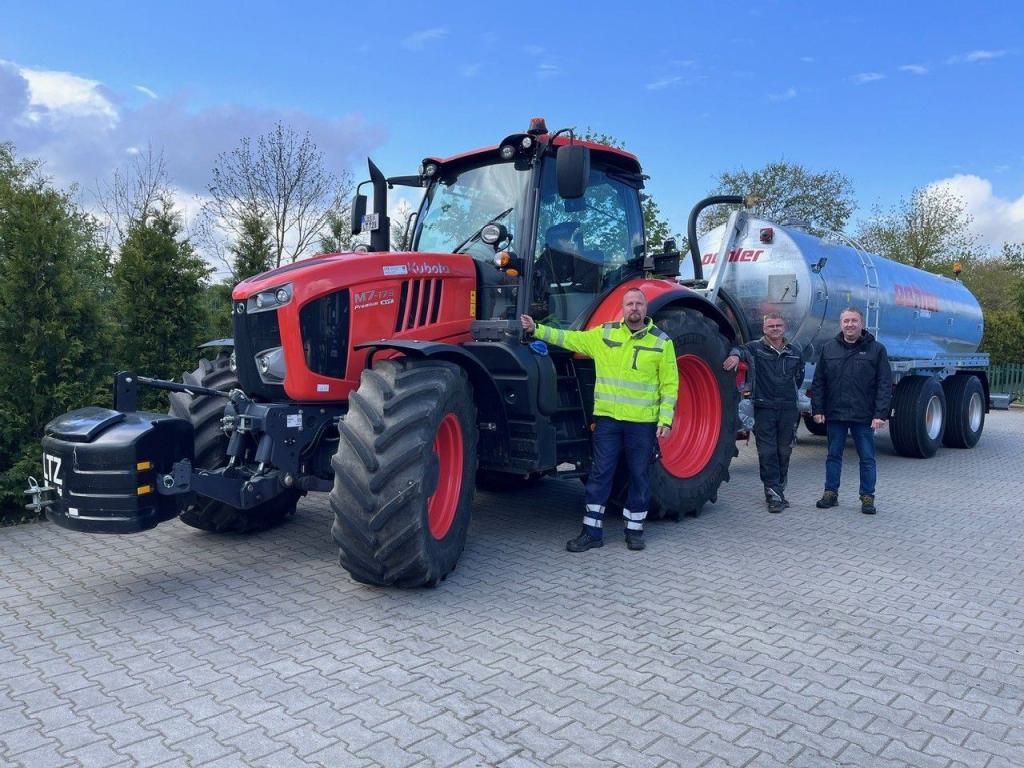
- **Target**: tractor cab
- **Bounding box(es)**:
[381,119,648,329]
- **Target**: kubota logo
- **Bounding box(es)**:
[701,248,765,265]
[408,261,451,275]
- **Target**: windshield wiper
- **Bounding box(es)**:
[452,207,514,254]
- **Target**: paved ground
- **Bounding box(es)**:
[1,410,1023,768]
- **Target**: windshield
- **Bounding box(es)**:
[412,160,530,261]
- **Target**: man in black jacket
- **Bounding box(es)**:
[810,307,893,515]
[724,312,805,513]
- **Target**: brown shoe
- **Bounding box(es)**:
[816,490,838,509]
[860,494,877,515]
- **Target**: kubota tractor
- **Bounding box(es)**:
[31,119,740,587]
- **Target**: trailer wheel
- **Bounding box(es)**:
[941,374,985,448]
[330,359,477,588]
[889,375,946,458]
[648,307,739,519]
[169,353,301,532]
[802,413,828,436]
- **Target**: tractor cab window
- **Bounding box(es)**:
[412,160,529,320]
[532,161,645,326]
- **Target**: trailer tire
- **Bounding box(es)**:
[169,353,301,533]
[331,359,477,588]
[889,375,945,458]
[941,374,985,449]
[647,307,739,519]
[802,413,828,436]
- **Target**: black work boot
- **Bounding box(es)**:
[816,490,839,509]
[860,494,877,515]
[768,498,784,514]
[625,532,646,551]
[566,527,603,552]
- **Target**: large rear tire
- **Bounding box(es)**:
[168,353,301,532]
[330,359,477,588]
[941,374,985,449]
[648,308,739,519]
[890,375,945,458]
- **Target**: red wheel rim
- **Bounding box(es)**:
[659,354,722,479]
[427,413,464,539]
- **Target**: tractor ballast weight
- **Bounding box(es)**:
[32,119,744,587]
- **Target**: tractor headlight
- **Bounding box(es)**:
[255,347,286,384]
[246,282,293,314]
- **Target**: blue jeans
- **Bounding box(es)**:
[583,418,657,538]
[825,420,877,496]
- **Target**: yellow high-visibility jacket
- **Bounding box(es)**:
[534,318,679,427]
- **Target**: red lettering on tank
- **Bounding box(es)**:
[894,283,940,312]
[701,248,765,265]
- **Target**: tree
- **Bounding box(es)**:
[0,144,115,519]
[112,201,211,409]
[702,161,856,236]
[203,123,354,269]
[231,212,274,281]
[319,209,356,253]
[855,186,980,272]
[96,146,170,249]
[580,128,674,250]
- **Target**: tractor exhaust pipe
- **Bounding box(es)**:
[368,158,391,253]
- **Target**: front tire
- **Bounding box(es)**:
[331,359,477,588]
[168,353,302,532]
[648,308,739,519]
[890,375,945,458]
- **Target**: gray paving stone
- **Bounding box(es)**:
[2,410,1023,768]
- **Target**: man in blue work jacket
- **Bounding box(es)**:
[521,288,679,552]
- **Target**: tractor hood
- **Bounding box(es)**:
[232,250,477,301]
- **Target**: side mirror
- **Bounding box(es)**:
[556,144,590,199]
[351,194,367,236]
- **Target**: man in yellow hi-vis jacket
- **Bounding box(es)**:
[521,288,678,552]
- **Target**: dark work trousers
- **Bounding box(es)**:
[583,417,658,539]
[753,406,798,500]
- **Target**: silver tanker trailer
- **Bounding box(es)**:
[681,205,989,459]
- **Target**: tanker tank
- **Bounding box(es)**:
[689,217,985,364]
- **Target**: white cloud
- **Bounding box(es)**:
[537,63,560,79]
[851,72,885,85]
[767,87,797,101]
[949,49,1007,64]
[927,174,1024,249]
[402,27,448,51]
[17,64,118,125]
[461,63,481,78]
[645,75,682,91]
[0,59,384,207]
[134,84,158,99]
[899,64,928,75]
[800,56,815,63]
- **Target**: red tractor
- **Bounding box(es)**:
[33,119,741,587]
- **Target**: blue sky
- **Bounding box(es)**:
[2,0,1022,253]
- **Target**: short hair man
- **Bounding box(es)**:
[810,307,893,515]
[723,312,805,513]
[521,288,678,552]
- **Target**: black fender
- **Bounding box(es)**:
[647,289,738,343]
[354,338,508,443]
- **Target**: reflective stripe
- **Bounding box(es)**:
[661,395,678,407]
[594,391,659,408]
[625,520,644,530]
[586,504,605,514]
[622,509,647,521]
[596,376,658,393]
[554,329,566,347]
[583,516,603,528]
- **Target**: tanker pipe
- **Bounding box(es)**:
[687,195,752,281]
